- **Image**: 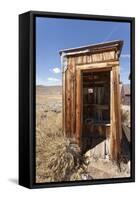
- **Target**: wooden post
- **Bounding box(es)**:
[110,66,122,161]
[114,66,122,161]
[76,69,82,146]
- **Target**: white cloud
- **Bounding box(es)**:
[48,77,60,82]
[50,67,61,74]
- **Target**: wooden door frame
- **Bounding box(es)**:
[76,64,112,148]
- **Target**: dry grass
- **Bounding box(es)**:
[36,128,87,182]
[36,136,87,182]
[36,86,88,183]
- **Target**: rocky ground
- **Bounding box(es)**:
[85,156,130,179]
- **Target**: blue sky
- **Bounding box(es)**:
[36,17,130,86]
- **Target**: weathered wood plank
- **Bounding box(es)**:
[76,69,82,145]
[109,70,115,158]
[65,69,71,137]
[110,66,122,161]
[115,66,122,148]
[62,69,65,136]
[75,50,116,64]
[76,61,119,72]
[70,58,76,137]
[109,70,112,157]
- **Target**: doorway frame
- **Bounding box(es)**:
[80,68,111,153]
[76,62,114,149]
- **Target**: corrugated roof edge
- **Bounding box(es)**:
[59,40,123,57]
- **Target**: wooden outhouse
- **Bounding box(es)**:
[60,40,123,161]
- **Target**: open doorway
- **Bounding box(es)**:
[82,70,110,155]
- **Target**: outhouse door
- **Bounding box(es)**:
[76,67,111,155]
[76,63,121,161]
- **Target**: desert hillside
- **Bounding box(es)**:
[36,85,62,95]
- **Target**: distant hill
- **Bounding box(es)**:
[36,85,62,95]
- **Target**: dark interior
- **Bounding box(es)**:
[82,71,110,152]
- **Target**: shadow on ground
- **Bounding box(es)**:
[8,178,18,185]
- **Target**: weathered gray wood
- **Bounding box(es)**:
[76,69,82,145]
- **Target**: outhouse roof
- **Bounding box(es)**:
[59,40,123,57]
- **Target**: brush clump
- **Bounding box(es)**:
[36,134,89,183]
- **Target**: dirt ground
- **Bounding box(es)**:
[86,156,130,179]
[36,85,131,183]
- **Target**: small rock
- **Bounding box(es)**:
[81,173,93,180]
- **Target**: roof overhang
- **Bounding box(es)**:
[59,40,123,58]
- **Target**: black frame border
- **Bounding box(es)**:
[19,11,135,189]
